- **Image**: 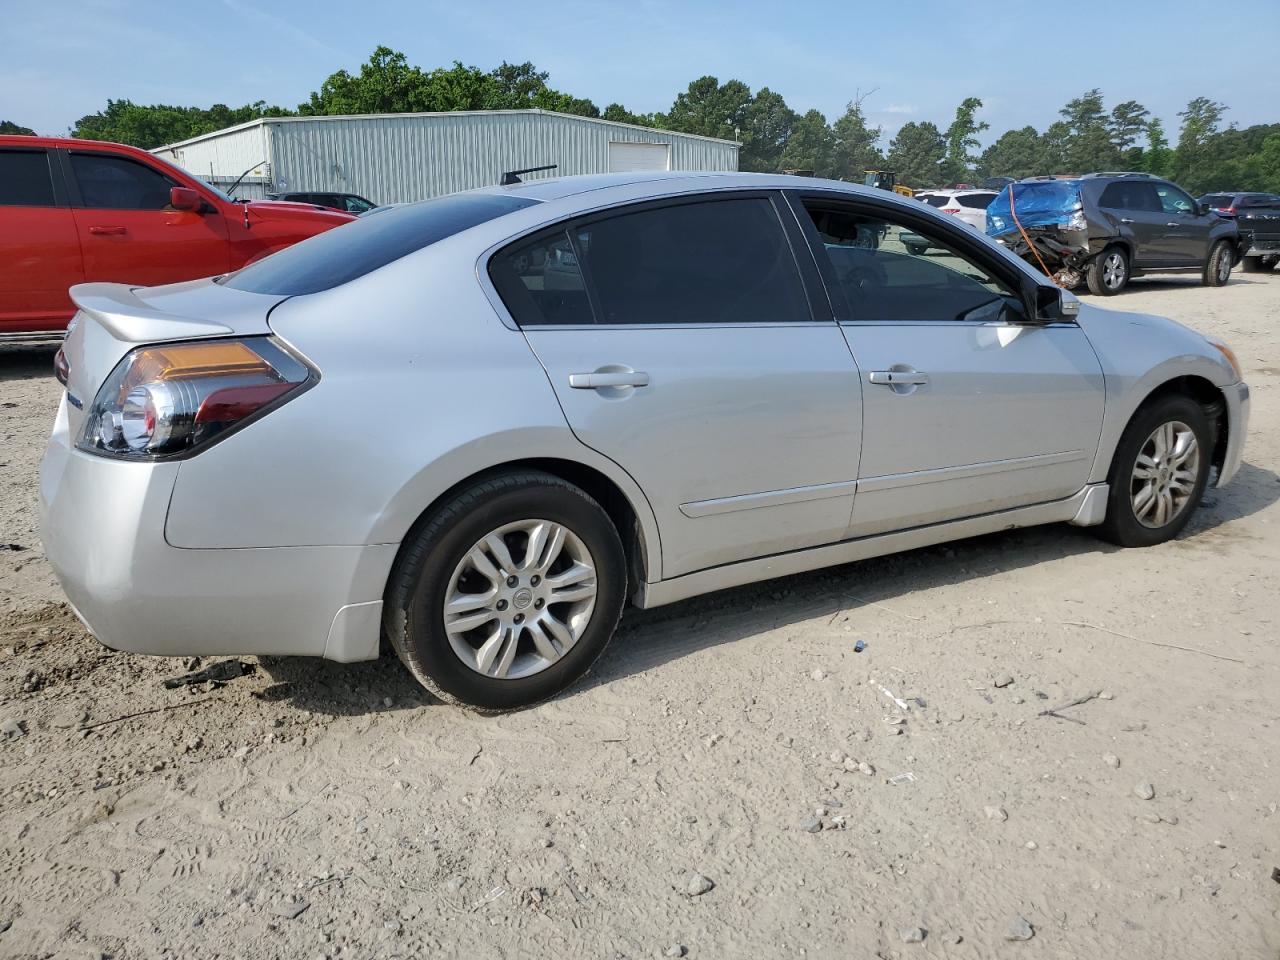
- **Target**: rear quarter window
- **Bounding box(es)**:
[920,195,948,208]
[958,194,996,209]
[221,192,538,295]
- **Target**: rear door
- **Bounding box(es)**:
[1099,181,1165,266]
[790,191,1104,538]
[490,192,864,577]
[0,145,84,333]
[63,149,232,286]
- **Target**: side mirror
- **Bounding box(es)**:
[1032,284,1079,322]
[170,187,202,212]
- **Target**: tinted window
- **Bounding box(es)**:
[577,198,809,325]
[491,231,594,326]
[223,192,538,296]
[919,195,949,208]
[1154,182,1196,215]
[344,196,376,213]
[803,201,1024,323]
[1201,194,1234,208]
[0,149,55,206]
[70,153,175,209]
[957,193,996,209]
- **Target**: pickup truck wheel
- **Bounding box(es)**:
[1241,255,1276,273]
[1086,246,1128,295]
[1202,241,1233,286]
[1095,394,1211,548]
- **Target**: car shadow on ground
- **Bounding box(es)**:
[0,345,58,382]
[262,460,1279,716]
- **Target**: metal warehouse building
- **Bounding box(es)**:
[152,109,739,203]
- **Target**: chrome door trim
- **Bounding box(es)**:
[679,478,858,519]
[636,484,1106,609]
[856,450,1090,494]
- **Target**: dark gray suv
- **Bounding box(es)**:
[987,173,1243,295]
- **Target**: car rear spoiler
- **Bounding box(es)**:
[69,282,238,344]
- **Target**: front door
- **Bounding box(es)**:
[488,193,864,578]
[790,191,1105,538]
[63,149,231,286]
[1153,180,1212,265]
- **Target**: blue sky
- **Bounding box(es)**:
[4,0,1278,144]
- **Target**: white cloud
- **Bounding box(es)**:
[881,104,918,115]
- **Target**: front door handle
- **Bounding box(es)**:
[88,225,127,236]
[868,370,929,386]
[1119,217,1135,224]
[1166,222,1180,228]
[568,370,650,389]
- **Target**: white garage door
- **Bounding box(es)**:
[608,141,671,173]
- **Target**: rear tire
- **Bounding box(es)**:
[1202,240,1233,286]
[1086,246,1128,295]
[1095,394,1212,548]
[383,471,627,711]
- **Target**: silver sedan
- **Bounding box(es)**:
[40,172,1250,709]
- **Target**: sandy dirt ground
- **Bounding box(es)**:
[0,275,1278,960]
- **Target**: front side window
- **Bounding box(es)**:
[491,196,812,327]
[802,200,1025,323]
[0,149,56,206]
[344,196,376,213]
[1155,182,1197,215]
[70,153,176,210]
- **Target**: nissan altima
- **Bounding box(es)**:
[40,172,1249,710]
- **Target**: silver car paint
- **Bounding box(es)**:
[39,172,1249,664]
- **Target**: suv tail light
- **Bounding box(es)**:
[941,207,961,214]
[77,337,315,460]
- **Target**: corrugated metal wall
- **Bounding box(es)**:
[155,112,737,205]
[153,123,271,199]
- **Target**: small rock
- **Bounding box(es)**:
[900,926,927,944]
[1025,840,1038,850]
[1099,690,1114,700]
[810,669,827,681]
[800,817,822,834]
[1012,696,1025,705]
[858,761,875,776]
[1134,782,1156,801]
[272,899,311,920]
[842,756,860,772]
[665,947,687,958]
[1004,916,1034,941]
[993,674,1014,688]
[383,918,402,932]
[685,873,714,897]
[1103,753,1120,768]
[941,932,963,945]
[985,805,1009,822]
[0,919,10,934]
[948,712,964,723]
[1270,866,1280,885]
[0,719,24,740]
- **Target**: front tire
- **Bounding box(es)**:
[1095,395,1212,548]
[384,472,627,710]
[1203,240,1233,286]
[1086,246,1129,295]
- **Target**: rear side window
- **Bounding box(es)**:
[1201,194,1233,208]
[920,195,948,208]
[1100,181,1161,212]
[958,194,996,209]
[0,149,56,206]
[222,192,539,296]
[492,196,812,326]
[70,153,175,209]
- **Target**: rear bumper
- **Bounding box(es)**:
[1218,380,1249,487]
[38,398,394,662]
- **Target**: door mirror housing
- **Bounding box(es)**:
[1029,283,1079,322]
[169,187,203,212]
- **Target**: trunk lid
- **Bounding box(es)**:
[60,278,287,437]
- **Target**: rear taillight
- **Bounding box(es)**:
[941,207,961,214]
[77,337,314,460]
[54,347,70,386]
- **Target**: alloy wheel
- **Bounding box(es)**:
[1102,252,1126,290]
[1130,421,1200,529]
[442,519,597,679]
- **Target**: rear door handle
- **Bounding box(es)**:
[1119,217,1135,224]
[568,370,650,389]
[868,370,929,385]
[1166,222,1180,228]
[88,225,127,236]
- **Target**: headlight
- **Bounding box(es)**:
[78,337,315,460]
[1207,338,1243,381]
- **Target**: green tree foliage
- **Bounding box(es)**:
[1142,117,1173,177]
[887,121,945,187]
[662,76,753,141]
[829,98,883,181]
[738,88,796,172]
[1108,99,1150,167]
[940,97,988,184]
[777,109,836,175]
[977,126,1048,181]
[0,120,36,135]
[73,99,290,149]
[1057,89,1118,172]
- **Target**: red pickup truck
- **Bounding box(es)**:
[0,136,354,340]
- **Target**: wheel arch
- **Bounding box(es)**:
[380,450,662,604]
[1100,374,1230,482]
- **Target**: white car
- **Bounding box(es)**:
[907,190,999,252]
